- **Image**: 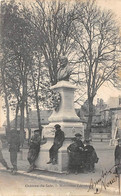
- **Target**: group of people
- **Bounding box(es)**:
[1,124,121,175]
[0,125,99,175]
[47,124,99,174]
[67,133,99,174]
[0,128,42,174]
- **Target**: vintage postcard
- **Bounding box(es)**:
[0,0,121,195]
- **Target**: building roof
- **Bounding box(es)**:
[29,110,52,128]
[9,110,53,129]
[7,109,81,129]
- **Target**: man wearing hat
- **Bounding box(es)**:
[75,133,84,149]
[67,137,82,174]
[27,129,41,172]
[114,138,121,174]
[47,124,65,165]
[9,129,20,174]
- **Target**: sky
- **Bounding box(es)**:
[94,0,121,102]
[0,0,121,126]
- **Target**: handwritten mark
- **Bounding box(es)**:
[88,164,119,194]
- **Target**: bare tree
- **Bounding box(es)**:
[1,1,32,144]
[74,0,121,139]
[26,0,77,85]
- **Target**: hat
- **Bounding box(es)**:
[75,133,82,137]
[54,124,61,129]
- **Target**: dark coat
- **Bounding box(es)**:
[115,145,121,161]
[9,132,20,152]
[115,145,121,174]
[29,134,41,153]
[53,129,65,148]
[76,140,84,149]
[67,142,84,166]
[28,134,41,164]
[84,145,98,164]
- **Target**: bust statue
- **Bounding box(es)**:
[57,56,71,81]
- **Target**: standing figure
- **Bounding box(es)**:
[9,129,20,175]
[0,138,10,170]
[114,138,121,174]
[47,124,65,165]
[84,140,99,173]
[27,130,41,173]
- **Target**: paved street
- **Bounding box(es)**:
[0,141,120,196]
[0,170,116,196]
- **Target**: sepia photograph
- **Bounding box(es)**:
[0,0,121,195]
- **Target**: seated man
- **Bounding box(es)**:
[47,124,65,165]
[67,137,84,174]
[75,133,84,149]
[27,130,41,172]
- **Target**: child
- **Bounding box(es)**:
[114,138,121,174]
[27,130,41,172]
[84,140,99,173]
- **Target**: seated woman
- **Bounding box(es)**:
[84,140,99,173]
[67,137,85,174]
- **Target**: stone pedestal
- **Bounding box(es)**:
[36,81,84,173]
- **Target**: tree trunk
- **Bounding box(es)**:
[1,67,10,137]
[26,98,31,142]
[15,103,19,131]
[20,101,24,146]
[35,94,42,138]
[85,97,94,140]
[20,82,26,146]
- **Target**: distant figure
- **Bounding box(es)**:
[67,137,84,175]
[47,124,65,165]
[9,129,20,175]
[114,138,121,174]
[57,56,72,81]
[84,140,99,173]
[27,130,41,173]
[0,138,10,170]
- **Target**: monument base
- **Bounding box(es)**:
[35,80,84,173]
[35,122,84,173]
[35,139,70,173]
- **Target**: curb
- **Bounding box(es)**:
[18,170,89,187]
[0,168,118,195]
[18,170,119,194]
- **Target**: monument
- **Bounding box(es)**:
[36,57,84,173]
[110,109,121,146]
